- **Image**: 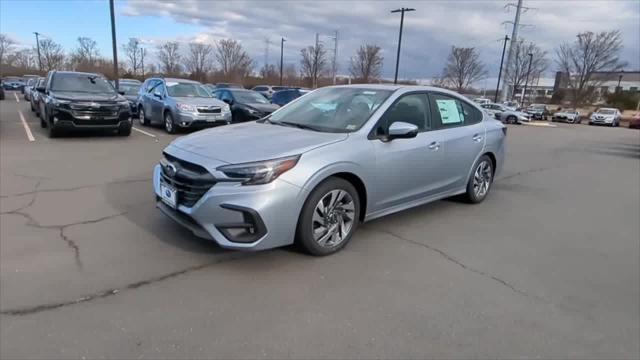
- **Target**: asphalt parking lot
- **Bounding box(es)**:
[1,90,639,359]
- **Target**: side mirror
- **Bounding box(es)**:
[223,98,233,105]
[385,121,419,141]
[153,92,163,99]
[36,86,45,93]
[118,90,125,95]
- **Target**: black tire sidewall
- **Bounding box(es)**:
[465,155,493,204]
[296,178,360,256]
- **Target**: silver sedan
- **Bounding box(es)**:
[154,85,506,255]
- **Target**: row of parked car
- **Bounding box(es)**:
[14,70,312,137]
[471,97,629,127]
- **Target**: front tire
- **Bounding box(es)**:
[506,115,516,124]
[47,113,59,138]
[296,178,360,256]
[139,106,148,126]
[463,155,494,204]
[164,111,176,134]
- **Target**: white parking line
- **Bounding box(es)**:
[132,126,158,139]
[14,92,20,102]
[18,111,35,142]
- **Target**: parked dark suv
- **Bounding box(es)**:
[37,71,132,137]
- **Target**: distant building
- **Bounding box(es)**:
[552,70,640,100]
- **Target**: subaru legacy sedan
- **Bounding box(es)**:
[154,85,506,255]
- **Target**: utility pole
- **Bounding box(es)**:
[391,7,415,84]
[33,32,43,72]
[109,0,119,90]
[500,0,524,102]
[494,35,509,102]
[279,37,286,86]
[522,52,533,106]
[264,37,271,72]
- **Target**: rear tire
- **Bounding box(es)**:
[507,116,516,124]
[463,155,494,204]
[296,178,360,256]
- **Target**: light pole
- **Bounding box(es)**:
[522,53,533,106]
[279,37,286,86]
[494,35,509,102]
[33,32,43,72]
[391,7,415,84]
[617,71,623,93]
[109,0,119,90]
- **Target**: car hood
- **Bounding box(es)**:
[173,97,227,107]
[170,121,348,164]
[50,91,125,102]
[244,102,280,113]
[554,112,576,117]
[124,94,138,102]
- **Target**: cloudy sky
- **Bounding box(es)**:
[2,0,639,83]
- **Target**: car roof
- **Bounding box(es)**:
[163,77,200,84]
[53,71,103,77]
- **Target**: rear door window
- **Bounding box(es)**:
[429,93,483,128]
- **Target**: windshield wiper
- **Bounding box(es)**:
[268,120,322,132]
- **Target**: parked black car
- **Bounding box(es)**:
[36,71,132,137]
[212,88,279,122]
[30,77,45,114]
[118,80,141,116]
[271,88,309,106]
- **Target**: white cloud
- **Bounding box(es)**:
[121,0,640,80]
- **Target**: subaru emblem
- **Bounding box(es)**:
[165,163,177,177]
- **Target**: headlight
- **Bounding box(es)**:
[176,103,196,112]
[118,100,130,109]
[222,104,231,113]
[51,98,70,107]
[217,155,300,185]
[246,107,259,115]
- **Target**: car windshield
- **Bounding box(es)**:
[598,109,616,115]
[266,87,392,133]
[166,82,211,98]
[119,83,140,95]
[232,90,269,104]
[51,74,116,93]
[530,104,545,109]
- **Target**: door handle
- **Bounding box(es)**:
[428,141,440,150]
[472,134,483,142]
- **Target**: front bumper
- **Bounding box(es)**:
[152,160,308,251]
[589,117,614,124]
[176,111,231,128]
[51,108,132,129]
[528,113,545,120]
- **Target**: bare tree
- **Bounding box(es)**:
[0,33,16,67]
[300,43,327,88]
[283,64,298,84]
[186,42,214,81]
[507,40,548,96]
[349,44,383,83]
[214,39,253,81]
[157,41,182,75]
[39,39,65,71]
[122,38,142,75]
[71,37,100,71]
[7,48,37,70]
[259,64,278,79]
[556,30,625,106]
[441,46,487,92]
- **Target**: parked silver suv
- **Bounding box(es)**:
[138,78,231,133]
[153,85,506,255]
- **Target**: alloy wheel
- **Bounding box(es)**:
[139,108,146,125]
[312,190,356,248]
[473,160,492,199]
[165,113,174,133]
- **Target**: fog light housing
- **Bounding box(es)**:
[53,117,59,124]
[215,204,267,243]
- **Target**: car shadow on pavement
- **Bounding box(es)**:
[102,177,228,255]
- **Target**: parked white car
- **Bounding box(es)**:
[473,97,491,105]
[481,103,531,124]
[552,109,582,124]
[589,108,621,127]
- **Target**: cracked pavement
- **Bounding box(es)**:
[1,93,639,358]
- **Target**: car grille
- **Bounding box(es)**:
[196,106,221,114]
[160,153,217,207]
[69,103,120,119]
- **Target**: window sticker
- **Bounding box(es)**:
[436,99,462,124]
